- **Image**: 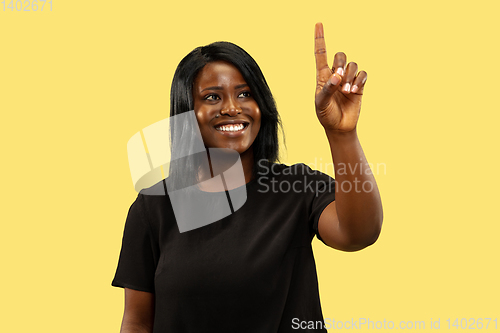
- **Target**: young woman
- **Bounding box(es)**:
[112,23,383,332]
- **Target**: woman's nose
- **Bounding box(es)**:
[220,99,242,116]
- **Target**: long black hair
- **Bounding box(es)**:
[167,41,282,190]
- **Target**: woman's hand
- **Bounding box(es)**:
[314,22,367,133]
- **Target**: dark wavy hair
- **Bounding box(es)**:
[168,41,282,187]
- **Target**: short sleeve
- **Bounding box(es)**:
[305,165,336,244]
[111,194,158,293]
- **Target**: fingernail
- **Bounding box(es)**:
[343,83,351,93]
[351,85,359,93]
[329,74,340,86]
[336,67,344,76]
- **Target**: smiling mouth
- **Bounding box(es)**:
[215,123,249,133]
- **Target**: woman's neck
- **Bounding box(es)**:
[196,148,254,192]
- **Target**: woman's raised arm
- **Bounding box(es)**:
[314,22,383,251]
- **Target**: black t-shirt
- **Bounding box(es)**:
[112,162,335,332]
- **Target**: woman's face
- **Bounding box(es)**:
[193,61,261,157]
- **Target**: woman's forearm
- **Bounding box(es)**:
[326,128,383,245]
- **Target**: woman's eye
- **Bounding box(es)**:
[238,91,252,98]
[204,94,220,101]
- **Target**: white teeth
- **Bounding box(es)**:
[216,124,245,132]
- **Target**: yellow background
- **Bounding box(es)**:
[1,0,499,331]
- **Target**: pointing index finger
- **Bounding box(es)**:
[315,22,331,83]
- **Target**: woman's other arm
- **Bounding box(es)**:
[314,22,383,251]
[317,132,383,251]
[120,288,155,333]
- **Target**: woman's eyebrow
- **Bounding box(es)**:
[234,84,249,89]
[201,86,222,92]
[200,84,249,93]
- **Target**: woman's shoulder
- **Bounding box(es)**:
[138,178,169,197]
